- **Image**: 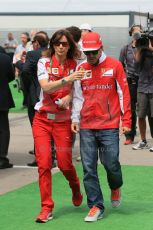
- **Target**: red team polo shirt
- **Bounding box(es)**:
[35,55,76,122]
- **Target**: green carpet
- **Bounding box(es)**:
[1,165,153,230]
[9,81,26,113]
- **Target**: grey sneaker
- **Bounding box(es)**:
[132,140,149,150]
[84,206,104,222]
[149,147,153,152]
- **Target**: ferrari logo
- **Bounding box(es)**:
[52,68,59,74]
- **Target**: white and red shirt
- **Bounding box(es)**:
[72,52,131,129]
[35,55,76,122]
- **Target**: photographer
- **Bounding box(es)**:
[119,25,142,145]
[132,34,153,151]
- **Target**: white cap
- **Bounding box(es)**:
[79,23,92,31]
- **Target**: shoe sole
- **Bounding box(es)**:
[132,144,149,150]
[112,201,121,208]
[27,164,37,167]
[124,140,134,145]
[36,216,53,223]
[84,215,103,222]
[28,151,34,155]
[111,195,121,208]
[132,147,149,150]
[124,142,133,145]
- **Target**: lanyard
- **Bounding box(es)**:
[50,58,52,71]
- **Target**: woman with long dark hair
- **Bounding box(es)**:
[32,29,84,223]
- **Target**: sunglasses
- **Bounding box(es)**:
[54,41,69,47]
[83,50,99,56]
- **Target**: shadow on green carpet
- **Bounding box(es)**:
[0,165,153,230]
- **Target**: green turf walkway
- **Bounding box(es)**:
[1,165,153,230]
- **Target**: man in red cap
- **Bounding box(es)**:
[71,32,131,222]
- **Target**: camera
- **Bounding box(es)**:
[134,30,153,48]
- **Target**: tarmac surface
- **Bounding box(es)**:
[0,113,153,195]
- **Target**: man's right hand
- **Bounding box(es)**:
[71,122,80,133]
[67,70,85,82]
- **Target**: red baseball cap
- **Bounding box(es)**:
[82,32,103,51]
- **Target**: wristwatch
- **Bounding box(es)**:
[61,78,67,85]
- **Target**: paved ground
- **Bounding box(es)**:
[0,113,153,195]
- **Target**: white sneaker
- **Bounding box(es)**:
[76,156,81,161]
[149,147,153,152]
[84,206,104,222]
[132,140,149,150]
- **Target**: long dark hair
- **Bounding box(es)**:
[44,29,80,59]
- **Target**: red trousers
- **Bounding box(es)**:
[32,111,80,211]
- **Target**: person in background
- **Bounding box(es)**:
[79,23,93,40]
[26,29,38,51]
[66,26,82,44]
[4,32,18,61]
[66,26,82,156]
[0,46,15,169]
[132,38,153,151]
[32,29,83,223]
[66,26,86,66]
[66,25,87,161]
[79,23,93,51]
[119,25,142,145]
[71,32,131,222]
[13,32,31,109]
[15,31,50,167]
[13,32,31,63]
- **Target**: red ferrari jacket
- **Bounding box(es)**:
[72,53,131,129]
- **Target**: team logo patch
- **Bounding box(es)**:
[52,68,59,74]
[101,68,106,75]
[101,68,113,77]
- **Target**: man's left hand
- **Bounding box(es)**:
[121,126,131,134]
